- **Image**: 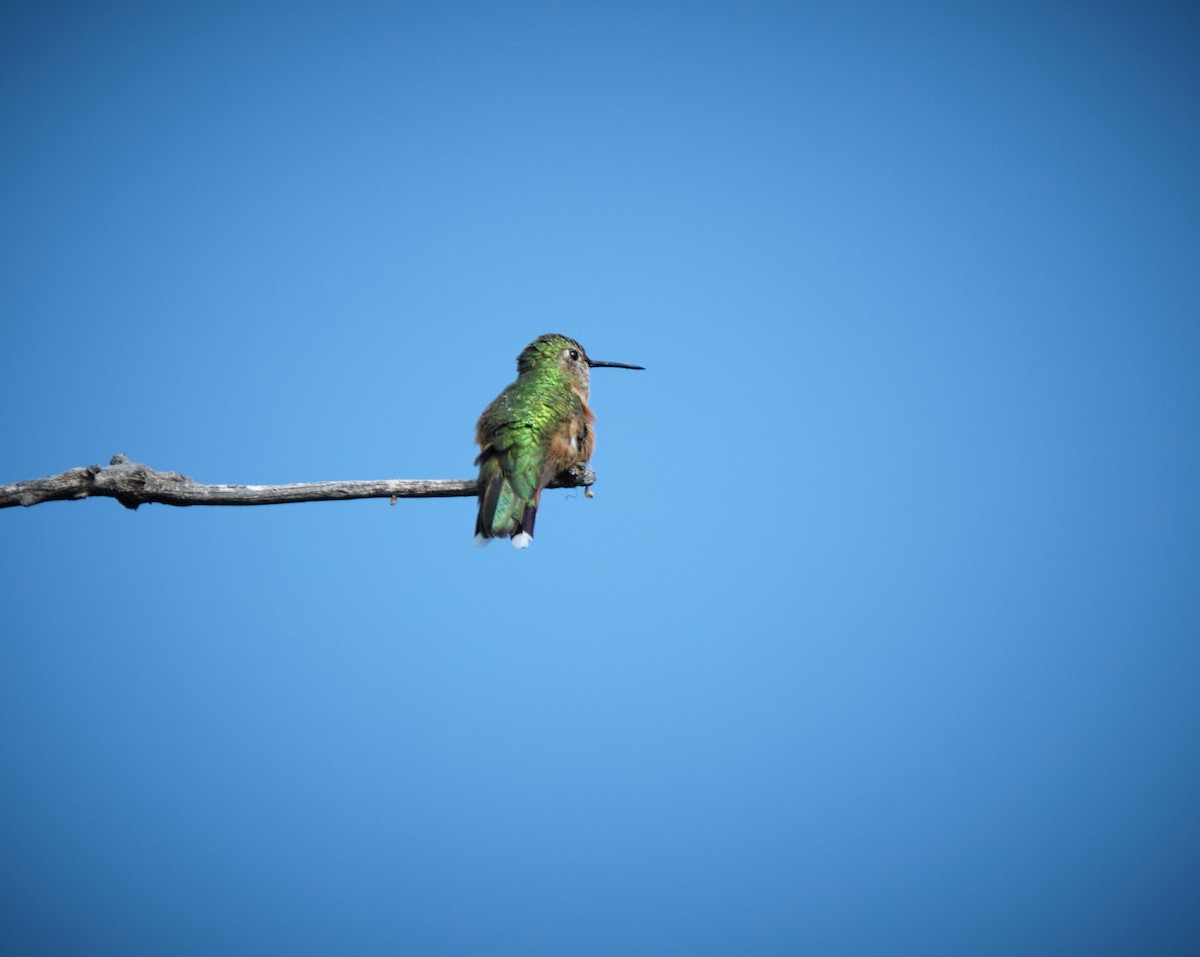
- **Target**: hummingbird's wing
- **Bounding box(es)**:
[474,381,580,545]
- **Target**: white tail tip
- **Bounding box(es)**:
[473,534,490,548]
[511,532,533,549]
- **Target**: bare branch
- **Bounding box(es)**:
[0,454,596,511]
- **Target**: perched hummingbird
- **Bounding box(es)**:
[474,333,644,548]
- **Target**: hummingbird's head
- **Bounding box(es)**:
[517,334,644,392]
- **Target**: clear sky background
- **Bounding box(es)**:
[2,2,1198,954]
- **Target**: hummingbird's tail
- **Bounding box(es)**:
[474,457,539,549]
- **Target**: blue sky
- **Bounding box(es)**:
[2,2,1198,954]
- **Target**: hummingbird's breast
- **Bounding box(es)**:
[545,396,595,476]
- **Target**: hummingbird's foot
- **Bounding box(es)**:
[549,463,596,489]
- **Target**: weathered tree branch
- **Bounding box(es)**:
[0,453,596,510]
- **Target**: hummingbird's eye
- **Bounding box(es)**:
[569,349,580,361]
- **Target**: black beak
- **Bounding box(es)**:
[587,359,645,370]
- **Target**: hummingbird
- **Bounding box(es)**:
[474,333,644,548]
